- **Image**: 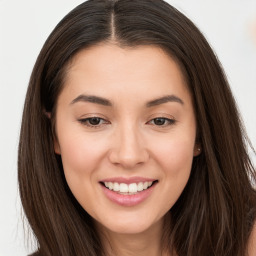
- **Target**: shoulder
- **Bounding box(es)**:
[247,222,256,256]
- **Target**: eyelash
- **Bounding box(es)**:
[78,117,109,128]
[147,117,176,127]
[78,117,176,128]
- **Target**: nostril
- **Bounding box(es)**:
[108,136,149,168]
[108,150,149,168]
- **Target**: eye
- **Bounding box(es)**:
[78,117,109,128]
[147,117,176,126]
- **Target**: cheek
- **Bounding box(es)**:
[58,134,107,214]
[149,131,195,207]
[57,131,107,183]
[152,135,195,171]
[152,136,195,211]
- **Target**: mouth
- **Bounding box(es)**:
[100,180,158,195]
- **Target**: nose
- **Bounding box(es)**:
[108,124,149,169]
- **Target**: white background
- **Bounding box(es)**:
[0,0,256,255]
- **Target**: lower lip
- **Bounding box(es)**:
[101,183,156,207]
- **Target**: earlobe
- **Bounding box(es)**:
[193,144,202,156]
[46,112,51,119]
[44,111,60,154]
[44,110,51,119]
[54,138,61,155]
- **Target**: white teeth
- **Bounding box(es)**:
[137,182,144,191]
[129,183,137,193]
[103,181,154,193]
[108,182,113,190]
[143,182,149,189]
[119,183,128,193]
[113,182,119,191]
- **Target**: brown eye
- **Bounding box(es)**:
[153,118,167,126]
[88,117,101,125]
[78,117,109,128]
[147,117,176,127]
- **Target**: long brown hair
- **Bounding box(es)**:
[18,0,256,255]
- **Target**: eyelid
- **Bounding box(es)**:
[147,113,175,121]
[146,113,176,127]
[147,117,176,126]
[77,113,176,129]
[77,114,110,129]
[77,113,108,121]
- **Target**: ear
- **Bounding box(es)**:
[45,111,51,119]
[193,143,202,157]
[44,111,61,155]
[54,137,61,155]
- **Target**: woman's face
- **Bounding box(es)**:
[54,44,199,235]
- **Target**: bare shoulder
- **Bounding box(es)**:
[248,222,256,256]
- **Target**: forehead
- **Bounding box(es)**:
[60,43,191,106]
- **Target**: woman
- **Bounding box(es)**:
[18,0,256,255]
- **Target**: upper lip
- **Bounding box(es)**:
[100,176,157,184]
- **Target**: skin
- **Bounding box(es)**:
[54,44,200,256]
[248,223,256,256]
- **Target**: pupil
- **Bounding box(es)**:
[154,118,165,125]
[89,118,100,125]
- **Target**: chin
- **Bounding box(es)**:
[95,213,163,236]
[109,223,150,235]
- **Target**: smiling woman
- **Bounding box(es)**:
[54,44,199,239]
[18,0,256,256]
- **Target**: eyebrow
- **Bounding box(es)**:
[146,95,184,107]
[70,95,112,106]
[70,94,184,107]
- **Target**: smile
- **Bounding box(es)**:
[103,181,154,194]
[100,179,158,206]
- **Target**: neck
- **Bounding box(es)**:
[97,218,171,256]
